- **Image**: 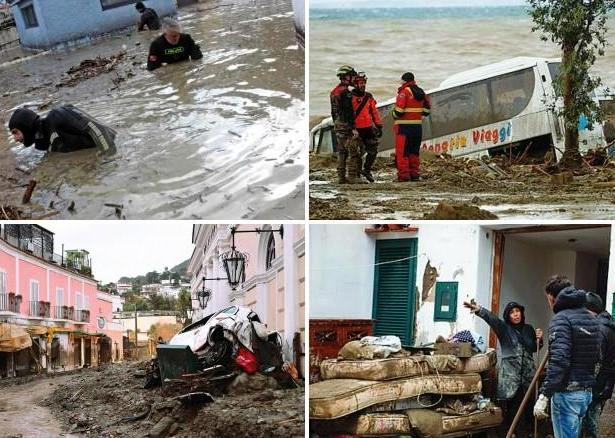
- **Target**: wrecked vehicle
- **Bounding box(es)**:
[156,306,285,386]
[311,57,615,161]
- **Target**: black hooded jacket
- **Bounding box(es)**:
[9,106,116,153]
[540,287,600,398]
[595,310,615,400]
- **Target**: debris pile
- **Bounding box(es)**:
[43,307,304,437]
[309,335,503,437]
[309,147,615,219]
[56,52,127,88]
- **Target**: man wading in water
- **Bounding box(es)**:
[9,105,116,154]
[147,18,203,71]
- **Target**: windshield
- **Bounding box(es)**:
[548,62,561,81]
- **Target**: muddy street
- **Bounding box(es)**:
[0,374,73,438]
[309,154,615,220]
[0,0,304,220]
[34,361,304,438]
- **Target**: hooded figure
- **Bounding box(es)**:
[475,301,542,400]
[468,300,542,436]
[8,105,116,154]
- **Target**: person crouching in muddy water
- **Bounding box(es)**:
[351,72,382,183]
[147,18,203,71]
[464,299,543,436]
[136,1,160,31]
[9,105,117,154]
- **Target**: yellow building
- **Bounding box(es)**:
[188,224,305,372]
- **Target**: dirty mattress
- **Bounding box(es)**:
[311,407,503,436]
[309,373,482,419]
[320,349,496,381]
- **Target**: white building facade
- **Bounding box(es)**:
[188,224,306,368]
[310,224,614,355]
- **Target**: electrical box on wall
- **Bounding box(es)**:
[434,281,458,322]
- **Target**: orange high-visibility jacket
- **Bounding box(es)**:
[351,92,382,129]
[392,81,431,125]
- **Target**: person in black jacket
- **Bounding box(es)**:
[582,292,615,438]
[147,18,202,71]
[136,2,160,31]
[464,300,542,435]
[534,276,600,438]
[8,105,116,154]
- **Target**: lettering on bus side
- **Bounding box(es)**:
[422,122,513,153]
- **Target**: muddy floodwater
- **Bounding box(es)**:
[0,0,304,219]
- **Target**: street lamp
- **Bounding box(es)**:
[197,286,211,309]
[218,225,283,290]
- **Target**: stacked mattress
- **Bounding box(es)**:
[310,348,502,437]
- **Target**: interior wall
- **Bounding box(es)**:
[499,238,577,348]
[575,252,600,297]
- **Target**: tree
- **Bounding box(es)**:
[528,0,614,168]
[176,288,193,325]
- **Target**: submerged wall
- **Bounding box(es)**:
[12,0,176,49]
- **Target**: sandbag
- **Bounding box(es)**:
[309,373,482,419]
[321,348,496,381]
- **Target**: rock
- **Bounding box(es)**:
[551,171,574,185]
[424,202,498,220]
[148,416,174,438]
[168,422,179,435]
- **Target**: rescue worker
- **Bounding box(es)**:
[392,72,430,181]
[8,105,117,154]
[135,2,160,31]
[330,65,361,184]
[464,300,543,436]
[351,72,382,183]
[147,18,203,71]
[582,292,615,438]
[534,275,600,438]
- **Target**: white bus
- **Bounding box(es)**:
[311,57,615,160]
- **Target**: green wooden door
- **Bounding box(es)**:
[372,239,418,345]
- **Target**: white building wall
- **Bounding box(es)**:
[309,224,376,319]
[607,235,615,314]
[411,224,486,346]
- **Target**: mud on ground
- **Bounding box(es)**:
[309,151,615,220]
[41,361,304,438]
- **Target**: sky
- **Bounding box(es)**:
[310,0,525,7]
[41,222,195,284]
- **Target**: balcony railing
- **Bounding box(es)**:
[75,309,90,323]
[0,293,9,311]
[0,225,93,278]
[0,293,22,313]
[28,300,50,318]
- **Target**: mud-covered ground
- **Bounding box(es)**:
[309,151,615,220]
[0,0,304,220]
[38,361,304,437]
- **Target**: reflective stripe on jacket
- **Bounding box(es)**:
[392,81,431,125]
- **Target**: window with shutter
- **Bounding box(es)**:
[372,239,418,345]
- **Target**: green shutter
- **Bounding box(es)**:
[434,282,458,322]
[372,239,418,345]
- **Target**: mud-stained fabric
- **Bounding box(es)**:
[310,408,503,437]
[321,348,496,381]
[309,373,482,419]
[406,409,443,437]
[0,323,32,352]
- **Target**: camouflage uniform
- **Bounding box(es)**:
[330,83,359,183]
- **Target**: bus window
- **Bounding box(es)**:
[490,68,535,120]
[548,62,561,82]
[600,100,615,143]
[428,81,491,139]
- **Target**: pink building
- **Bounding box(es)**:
[0,224,123,378]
